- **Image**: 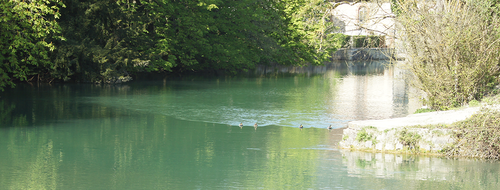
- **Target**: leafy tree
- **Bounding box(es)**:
[0,0,64,90]
[50,0,141,83]
[3,0,344,86]
[284,0,343,64]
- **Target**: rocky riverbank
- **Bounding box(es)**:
[338,107,482,154]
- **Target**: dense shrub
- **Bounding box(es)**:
[445,108,500,159]
[398,128,421,150]
[356,128,373,142]
[339,35,385,48]
[394,0,500,110]
[352,36,385,48]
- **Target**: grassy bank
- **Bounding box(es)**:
[413,94,500,159]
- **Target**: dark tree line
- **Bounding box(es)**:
[0,0,343,90]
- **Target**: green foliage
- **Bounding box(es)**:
[342,135,349,141]
[445,108,500,159]
[469,99,480,107]
[50,0,145,83]
[396,0,500,110]
[353,36,385,48]
[0,0,64,90]
[47,0,343,83]
[356,128,373,142]
[482,94,500,105]
[279,0,342,65]
[0,100,15,126]
[338,35,386,48]
[414,108,435,114]
[355,159,375,169]
[390,0,401,16]
[340,35,351,48]
[391,0,413,17]
[431,130,445,137]
[1,0,344,86]
[398,128,421,149]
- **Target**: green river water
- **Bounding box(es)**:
[0,61,499,189]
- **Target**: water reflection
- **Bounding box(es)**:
[257,60,412,122]
[0,61,412,129]
[334,63,409,120]
[1,128,59,190]
[0,114,329,189]
[78,60,411,129]
[0,64,498,189]
[341,150,500,189]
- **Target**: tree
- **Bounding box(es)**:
[50,0,140,83]
[394,0,500,110]
[281,0,344,65]
[0,0,64,91]
[3,0,345,87]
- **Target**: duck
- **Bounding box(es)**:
[299,124,303,129]
[254,123,258,127]
[239,123,243,127]
[327,125,333,130]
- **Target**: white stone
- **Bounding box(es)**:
[365,140,373,148]
[395,143,403,150]
[385,143,395,150]
[421,143,431,151]
[376,143,384,150]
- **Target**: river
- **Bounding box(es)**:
[0,61,499,189]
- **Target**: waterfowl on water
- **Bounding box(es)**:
[299,124,303,129]
[239,123,243,127]
[254,123,258,127]
[327,125,333,129]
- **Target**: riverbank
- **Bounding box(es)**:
[339,94,500,158]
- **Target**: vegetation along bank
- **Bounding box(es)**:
[339,0,499,160]
[0,0,345,91]
[2,0,500,158]
[339,94,500,159]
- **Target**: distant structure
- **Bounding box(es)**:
[330,1,397,60]
[331,0,395,48]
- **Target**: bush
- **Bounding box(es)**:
[340,35,351,48]
[445,109,500,159]
[395,0,500,110]
[469,99,480,107]
[398,128,421,150]
[414,108,435,114]
[340,35,385,48]
[356,128,373,142]
[342,135,349,141]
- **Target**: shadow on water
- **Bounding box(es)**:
[0,83,139,128]
[0,60,414,129]
[254,60,390,77]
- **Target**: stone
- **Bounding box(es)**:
[365,141,373,148]
[385,143,395,150]
[421,143,431,151]
[395,143,403,150]
[376,143,384,151]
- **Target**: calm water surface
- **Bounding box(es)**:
[1,61,499,189]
